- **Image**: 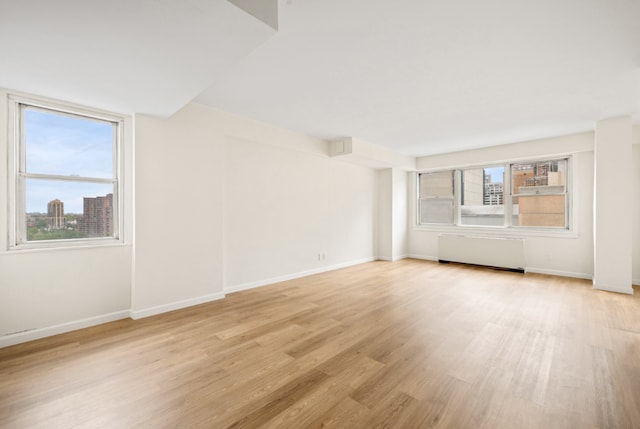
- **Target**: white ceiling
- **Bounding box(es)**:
[2,0,639,156]
[0,0,274,116]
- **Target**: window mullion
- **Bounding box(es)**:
[504,163,512,227]
[454,169,461,226]
[16,103,28,245]
[22,173,115,184]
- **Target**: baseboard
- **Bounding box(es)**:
[525,267,592,280]
[0,310,130,349]
[593,284,634,295]
[406,254,438,262]
[224,257,375,294]
[633,278,640,287]
[130,292,225,320]
[376,255,408,262]
[592,281,634,295]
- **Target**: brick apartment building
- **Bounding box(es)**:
[77,193,113,237]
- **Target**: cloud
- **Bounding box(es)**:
[24,109,115,213]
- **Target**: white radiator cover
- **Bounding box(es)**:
[438,235,525,271]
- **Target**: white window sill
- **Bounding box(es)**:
[412,224,580,239]
[7,238,125,253]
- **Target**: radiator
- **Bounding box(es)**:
[438,235,525,271]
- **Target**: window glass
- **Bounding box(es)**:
[511,160,567,228]
[10,98,120,248]
[418,171,454,224]
[417,158,569,231]
[460,166,504,226]
[25,179,115,241]
[25,108,114,178]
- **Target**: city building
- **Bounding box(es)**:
[513,161,566,227]
[461,169,504,206]
[461,169,484,205]
[77,194,113,237]
[483,180,503,205]
[46,199,64,229]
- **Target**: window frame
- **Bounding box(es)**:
[417,156,572,233]
[7,93,124,250]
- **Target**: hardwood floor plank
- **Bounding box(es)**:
[221,370,330,429]
[305,396,371,428]
[1,259,639,428]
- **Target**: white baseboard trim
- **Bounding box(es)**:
[224,257,376,294]
[0,310,130,349]
[406,254,438,262]
[525,267,592,280]
[593,277,634,295]
[376,255,408,262]
[633,278,640,287]
[130,292,225,320]
[593,283,634,295]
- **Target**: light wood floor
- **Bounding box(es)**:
[2,259,640,428]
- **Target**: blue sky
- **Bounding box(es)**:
[484,166,504,183]
[25,109,114,214]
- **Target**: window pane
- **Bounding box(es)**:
[420,198,454,224]
[24,107,114,178]
[419,171,454,224]
[461,166,504,226]
[419,171,453,198]
[26,179,115,241]
[513,195,566,227]
[512,160,566,194]
[512,159,567,228]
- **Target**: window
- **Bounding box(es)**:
[8,95,122,248]
[418,170,454,224]
[418,158,570,230]
[461,166,504,226]
[511,159,568,228]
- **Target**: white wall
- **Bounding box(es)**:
[593,117,633,293]
[633,127,640,285]
[409,132,595,279]
[132,102,378,312]
[0,247,133,338]
[376,168,408,261]
[392,168,408,259]
[377,169,393,260]
[224,135,377,290]
[0,89,134,345]
[131,105,226,317]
